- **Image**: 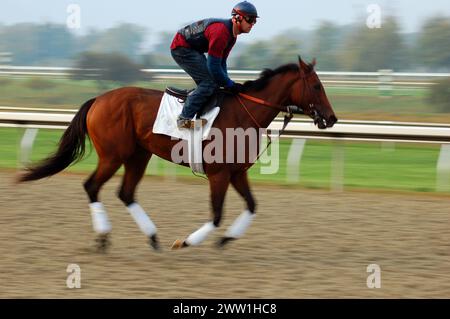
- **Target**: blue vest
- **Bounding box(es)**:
[178,18,234,54]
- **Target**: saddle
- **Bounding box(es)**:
[165,87,227,117]
[165,87,194,100]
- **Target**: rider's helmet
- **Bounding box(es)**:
[232,1,259,20]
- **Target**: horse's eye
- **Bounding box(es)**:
[314,84,321,91]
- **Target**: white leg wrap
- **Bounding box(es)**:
[225,210,255,239]
[127,203,157,237]
[89,202,112,234]
[186,222,217,246]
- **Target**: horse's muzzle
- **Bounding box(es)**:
[314,117,327,129]
[313,112,337,130]
[326,115,338,128]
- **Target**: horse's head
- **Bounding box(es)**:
[291,56,338,129]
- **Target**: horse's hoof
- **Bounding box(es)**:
[171,239,188,250]
[95,234,111,253]
[149,235,161,251]
[217,237,235,249]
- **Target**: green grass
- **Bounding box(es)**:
[1,77,448,123]
[1,127,445,193]
[0,77,184,109]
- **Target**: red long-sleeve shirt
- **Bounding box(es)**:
[170,22,236,59]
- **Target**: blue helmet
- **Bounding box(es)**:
[232,1,259,18]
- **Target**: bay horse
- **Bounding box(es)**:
[18,56,337,252]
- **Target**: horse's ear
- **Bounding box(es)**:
[298,55,306,68]
[298,55,306,73]
[311,58,317,67]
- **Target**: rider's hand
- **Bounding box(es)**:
[227,82,245,94]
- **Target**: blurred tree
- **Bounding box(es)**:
[416,16,450,70]
[77,28,102,52]
[269,35,302,66]
[152,31,173,55]
[141,31,177,68]
[1,17,449,72]
[233,40,274,69]
[339,16,408,71]
[234,35,304,70]
[0,23,75,65]
[141,53,157,68]
[85,23,146,61]
[72,52,147,89]
[310,21,341,70]
[141,52,175,68]
[279,27,313,54]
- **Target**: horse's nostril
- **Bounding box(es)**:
[327,116,337,127]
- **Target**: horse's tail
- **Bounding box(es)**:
[18,98,96,182]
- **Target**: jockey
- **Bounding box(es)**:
[170,1,259,129]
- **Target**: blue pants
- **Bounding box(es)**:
[171,47,218,119]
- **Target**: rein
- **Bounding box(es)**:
[235,89,299,171]
[235,69,318,171]
[237,92,301,136]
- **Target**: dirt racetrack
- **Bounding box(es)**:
[0,170,449,298]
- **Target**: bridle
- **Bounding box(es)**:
[299,68,327,129]
[236,65,322,134]
[234,66,323,169]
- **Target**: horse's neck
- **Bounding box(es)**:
[248,73,297,128]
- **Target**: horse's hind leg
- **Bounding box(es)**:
[84,157,122,252]
[118,146,160,250]
[218,171,256,248]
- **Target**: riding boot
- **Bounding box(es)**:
[177,115,207,129]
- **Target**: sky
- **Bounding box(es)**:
[2,0,450,47]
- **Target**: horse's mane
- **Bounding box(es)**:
[243,63,299,92]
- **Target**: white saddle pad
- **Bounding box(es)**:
[153,92,220,141]
[153,92,221,174]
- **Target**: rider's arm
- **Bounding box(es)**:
[207,56,233,87]
[205,23,234,88]
[221,59,229,77]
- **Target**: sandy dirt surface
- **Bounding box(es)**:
[0,170,449,298]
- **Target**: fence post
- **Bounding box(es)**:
[286,138,306,183]
[259,133,280,175]
[331,141,345,192]
[381,141,396,152]
[436,144,450,192]
[19,128,39,167]
[378,69,393,98]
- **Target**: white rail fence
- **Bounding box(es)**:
[1,66,450,90]
[1,109,450,192]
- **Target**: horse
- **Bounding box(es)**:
[18,56,337,252]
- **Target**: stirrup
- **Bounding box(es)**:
[177,118,208,129]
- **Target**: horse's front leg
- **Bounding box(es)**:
[217,171,256,248]
[171,170,230,249]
